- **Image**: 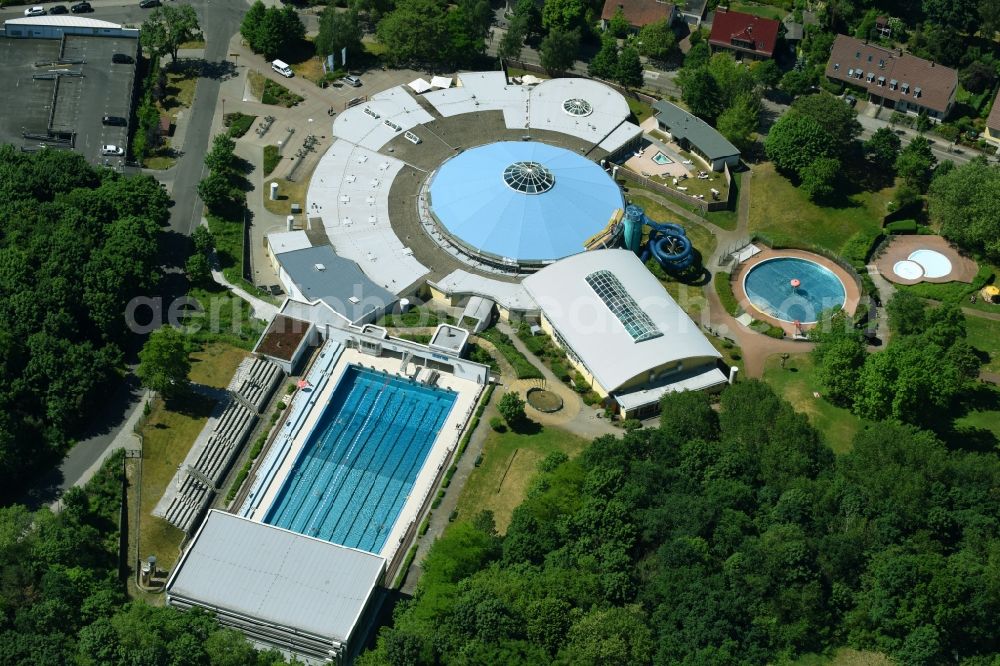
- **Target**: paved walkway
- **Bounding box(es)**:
[210,264,278,320]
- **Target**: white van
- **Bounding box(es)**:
[271,60,293,78]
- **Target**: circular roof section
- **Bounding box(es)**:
[428,142,623,263]
[503,161,555,194]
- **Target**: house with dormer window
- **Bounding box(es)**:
[707,7,780,60]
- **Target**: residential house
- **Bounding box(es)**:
[985,89,1000,146]
[708,7,781,60]
[824,34,958,120]
[651,100,740,171]
[600,0,677,32]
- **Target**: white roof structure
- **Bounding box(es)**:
[424,72,529,127]
[331,85,433,151]
[5,16,124,29]
[431,75,453,89]
[431,270,538,313]
[307,139,429,293]
[528,78,633,148]
[267,230,311,256]
[166,511,384,656]
[408,78,432,94]
[522,249,721,393]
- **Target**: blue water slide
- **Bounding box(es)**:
[624,204,694,271]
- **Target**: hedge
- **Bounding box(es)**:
[477,328,544,379]
[714,271,740,316]
[885,219,918,234]
[391,544,419,589]
[263,145,280,177]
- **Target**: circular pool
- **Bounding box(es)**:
[743,257,847,323]
[893,260,924,281]
[908,249,952,279]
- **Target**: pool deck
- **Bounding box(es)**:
[732,248,861,335]
[247,346,479,564]
[874,235,979,285]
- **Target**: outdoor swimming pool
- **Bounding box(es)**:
[652,151,673,165]
[264,365,456,554]
[743,257,846,323]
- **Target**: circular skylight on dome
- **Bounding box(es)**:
[503,161,555,194]
[562,98,593,116]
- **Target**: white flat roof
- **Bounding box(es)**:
[5,16,125,29]
[614,366,729,411]
[522,249,721,392]
[267,230,311,256]
[431,270,538,312]
[166,510,384,644]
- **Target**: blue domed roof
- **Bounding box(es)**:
[428,142,623,262]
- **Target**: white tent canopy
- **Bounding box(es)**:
[408,78,432,94]
[430,75,453,89]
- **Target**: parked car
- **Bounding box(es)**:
[102,115,127,126]
[24,6,46,16]
[341,75,362,87]
[49,5,69,14]
[844,94,857,106]
[70,2,93,12]
[111,53,134,64]
[139,0,160,7]
[101,145,124,156]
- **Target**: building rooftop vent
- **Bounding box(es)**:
[314,263,326,271]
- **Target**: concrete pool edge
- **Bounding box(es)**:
[732,248,861,335]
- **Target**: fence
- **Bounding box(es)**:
[617,164,734,213]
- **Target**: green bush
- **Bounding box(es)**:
[477,328,543,379]
[573,371,591,393]
[474,454,483,467]
[489,416,505,432]
[431,496,442,509]
[224,112,256,138]
[418,515,431,536]
[840,230,883,267]
[763,324,785,339]
[885,219,918,234]
[442,465,458,488]
[391,544,418,589]
[261,79,304,107]
[714,271,740,316]
[448,510,459,522]
[263,145,280,176]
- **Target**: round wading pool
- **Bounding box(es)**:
[743,257,847,324]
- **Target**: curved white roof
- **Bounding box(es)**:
[522,249,721,393]
[5,16,124,29]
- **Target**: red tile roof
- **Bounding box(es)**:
[824,35,958,116]
[601,0,675,28]
[708,7,780,58]
[987,89,1000,133]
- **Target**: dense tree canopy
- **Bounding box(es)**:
[0,148,167,494]
[240,2,304,61]
[140,4,201,63]
[539,27,579,74]
[360,381,1000,664]
[315,6,363,63]
[376,0,489,66]
[929,158,1000,262]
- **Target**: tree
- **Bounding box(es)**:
[751,59,782,88]
[637,18,677,63]
[539,27,579,74]
[764,113,835,177]
[716,94,759,152]
[800,156,840,203]
[497,391,526,426]
[541,0,586,33]
[790,92,861,158]
[204,133,237,175]
[377,0,484,67]
[588,34,619,80]
[140,4,201,63]
[864,127,902,172]
[684,41,710,69]
[197,170,239,214]
[896,136,937,192]
[497,18,526,61]
[886,291,926,336]
[678,67,723,121]
[923,0,979,33]
[248,4,305,60]
[607,7,631,37]
[185,253,212,287]
[511,0,542,39]
[707,52,758,108]
[137,326,190,398]
[240,0,267,50]
[192,225,214,256]
[779,68,817,97]
[959,60,997,94]
[616,46,643,88]
[929,159,1000,261]
[812,328,866,406]
[315,7,363,62]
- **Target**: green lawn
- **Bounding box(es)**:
[749,162,893,254]
[188,342,249,388]
[455,424,589,532]
[790,648,892,666]
[183,287,267,350]
[730,2,788,20]
[966,315,1000,373]
[953,384,1000,444]
[627,97,654,124]
[137,393,215,571]
[761,353,864,454]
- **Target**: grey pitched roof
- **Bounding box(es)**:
[279,246,397,324]
[166,511,385,643]
[651,100,740,161]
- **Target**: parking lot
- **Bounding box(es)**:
[0,4,150,164]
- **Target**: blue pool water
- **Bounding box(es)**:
[653,151,673,165]
[743,257,846,323]
[264,365,457,553]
